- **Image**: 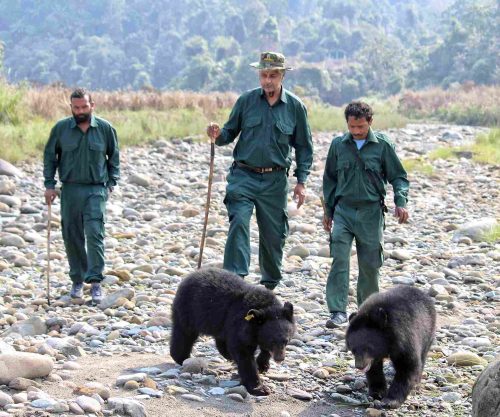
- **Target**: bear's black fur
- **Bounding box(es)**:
[170,267,296,396]
[345,286,436,409]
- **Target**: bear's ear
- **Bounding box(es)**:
[283,302,294,322]
[245,309,265,324]
[371,307,388,327]
[348,312,357,323]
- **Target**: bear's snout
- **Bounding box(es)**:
[271,347,286,363]
[354,355,372,373]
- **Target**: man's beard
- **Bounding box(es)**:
[73,112,91,124]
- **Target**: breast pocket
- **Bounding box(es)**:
[88,140,106,179]
[241,115,261,139]
[336,161,350,183]
[276,120,294,145]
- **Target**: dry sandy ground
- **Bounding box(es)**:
[41,352,361,417]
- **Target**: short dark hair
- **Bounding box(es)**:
[344,101,373,122]
[70,88,93,103]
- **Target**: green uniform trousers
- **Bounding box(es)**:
[60,183,108,284]
[223,165,288,288]
[326,202,384,313]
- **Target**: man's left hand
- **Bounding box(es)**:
[395,207,409,224]
[293,183,306,209]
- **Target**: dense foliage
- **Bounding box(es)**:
[0,0,497,104]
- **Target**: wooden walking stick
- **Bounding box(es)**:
[198,128,216,269]
[46,202,52,305]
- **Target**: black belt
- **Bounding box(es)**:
[234,161,284,174]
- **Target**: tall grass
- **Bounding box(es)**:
[306,98,408,132]
[398,84,500,126]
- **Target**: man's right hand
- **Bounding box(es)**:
[206,122,220,143]
[45,189,57,205]
[322,214,332,232]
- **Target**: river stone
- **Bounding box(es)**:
[76,395,101,413]
[9,376,42,390]
[288,245,310,258]
[107,397,147,417]
[0,391,14,408]
[99,288,135,309]
[472,360,500,417]
[453,218,497,242]
[3,316,47,337]
[447,352,488,367]
[0,159,23,177]
[181,357,208,374]
[0,233,25,248]
[0,352,54,384]
[0,179,16,195]
[287,387,313,401]
[129,173,151,187]
[390,249,412,261]
[0,341,15,354]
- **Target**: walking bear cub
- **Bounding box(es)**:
[170,267,296,396]
[345,286,436,409]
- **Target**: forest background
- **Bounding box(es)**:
[0,0,498,162]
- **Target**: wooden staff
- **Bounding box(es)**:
[198,129,216,268]
[46,202,52,305]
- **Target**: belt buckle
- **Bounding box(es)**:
[263,167,272,173]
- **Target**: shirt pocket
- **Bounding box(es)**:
[240,115,261,144]
[88,139,106,179]
[275,120,294,145]
[364,160,384,182]
[336,161,350,183]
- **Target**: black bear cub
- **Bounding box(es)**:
[345,286,436,409]
[170,267,296,396]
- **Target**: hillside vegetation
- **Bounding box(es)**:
[0,0,497,105]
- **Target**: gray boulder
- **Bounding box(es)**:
[0,159,23,177]
[453,218,497,242]
[472,360,500,417]
[2,316,47,337]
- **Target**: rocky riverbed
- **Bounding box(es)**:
[0,123,498,417]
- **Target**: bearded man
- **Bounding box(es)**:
[43,88,120,304]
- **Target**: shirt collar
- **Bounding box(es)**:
[342,128,378,143]
[260,87,287,104]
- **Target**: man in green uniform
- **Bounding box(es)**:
[323,101,409,328]
[207,52,313,290]
[43,88,120,304]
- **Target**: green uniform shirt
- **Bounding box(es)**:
[43,115,120,189]
[323,129,409,217]
[216,87,313,184]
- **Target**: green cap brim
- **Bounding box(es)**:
[249,62,293,70]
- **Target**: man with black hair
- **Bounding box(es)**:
[43,88,120,304]
[322,101,409,328]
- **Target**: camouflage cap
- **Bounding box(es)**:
[249,52,293,70]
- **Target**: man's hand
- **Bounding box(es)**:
[293,183,306,209]
[322,214,332,232]
[206,122,220,143]
[395,207,409,224]
[44,189,57,205]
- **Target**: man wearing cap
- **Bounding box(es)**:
[207,52,313,290]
